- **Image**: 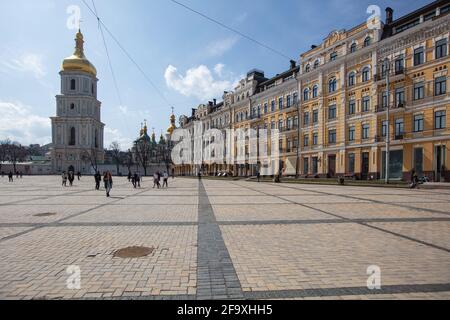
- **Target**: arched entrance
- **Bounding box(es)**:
[68,165,75,173]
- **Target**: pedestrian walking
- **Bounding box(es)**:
[127,172,132,182]
[68,172,74,186]
[153,172,159,189]
[134,172,141,188]
[94,171,101,190]
[257,170,261,183]
[8,171,13,182]
[77,171,81,180]
[410,169,419,189]
[62,172,67,187]
[162,171,169,188]
[103,171,113,197]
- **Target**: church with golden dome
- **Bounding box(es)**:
[50,29,105,174]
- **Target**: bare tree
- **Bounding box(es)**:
[134,140,151,176]
[7,142,27,173]
[81,148,99,174]
[0,139,11,173]
[109,141,123,175]
[125,149,134,175]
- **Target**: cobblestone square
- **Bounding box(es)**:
[0,176,449,300]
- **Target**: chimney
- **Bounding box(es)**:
[386,7,393,25]
[290,60,296,69]
[213,99,217,106]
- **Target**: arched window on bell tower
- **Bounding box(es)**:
[69,127,76,146]
[70,79,76,90]
[95,129,98,148]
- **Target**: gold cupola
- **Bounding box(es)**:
[167,111,176,135]
[61,29,97,77]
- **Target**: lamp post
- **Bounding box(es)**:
[384,58,390,184]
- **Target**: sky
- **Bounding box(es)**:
[0,0,432,150]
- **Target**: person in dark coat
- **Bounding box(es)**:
[94,171,101,190]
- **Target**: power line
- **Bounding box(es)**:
[88,0,135,144]
[80,0,175,111]
[169,0,294,62]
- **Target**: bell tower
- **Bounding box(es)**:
[50,30,105,174]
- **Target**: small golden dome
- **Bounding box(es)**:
[167,112,176,135]
[61,30,97,77]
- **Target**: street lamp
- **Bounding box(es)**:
[384,58,390,184]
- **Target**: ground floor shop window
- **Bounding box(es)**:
[414,148,423,176]
[381,150,404,179]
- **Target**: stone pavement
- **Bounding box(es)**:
[0,176,449,300]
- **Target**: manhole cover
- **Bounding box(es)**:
[113,246,154,258]
[33,212,57,217]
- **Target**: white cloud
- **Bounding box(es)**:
[1,53,46,78]
[213,63,225,77]
[118,105,128,114]
[0,100,51,145]
[206,37,238,57]
[104,127,133,151]
[164,64,238,101]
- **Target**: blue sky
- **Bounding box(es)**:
[0,0,432,149]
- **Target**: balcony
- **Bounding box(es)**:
[375,103,406,113]
[374,68,406,84]
[280,125,299,133]
[394,134,404,140]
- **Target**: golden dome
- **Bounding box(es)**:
[61,30,97,77]
[167,112,176,135]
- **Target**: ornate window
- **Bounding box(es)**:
[348,72,356,86]
[314,60,320,69]
[303,88,309,101]
[312,85,318,98]
[328,78,337,93]
[350,43,357,53]
[305,64,311,73]
[362,67,370,82]
[364,37,371,47]
[69,127,76,146]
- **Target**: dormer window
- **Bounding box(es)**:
[330,52,337,61]
[314,60,320,69]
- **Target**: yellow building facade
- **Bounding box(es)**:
[174,2,450,182]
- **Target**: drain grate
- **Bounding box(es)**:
[113,246,154,258]
[33,212,57,217]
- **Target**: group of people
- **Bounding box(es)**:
[153,171,169,189]
[61,171,75,187]
[61,171,82,187]
[1,171,23,182]
[127,172,141,188]
[94,171,113,197]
